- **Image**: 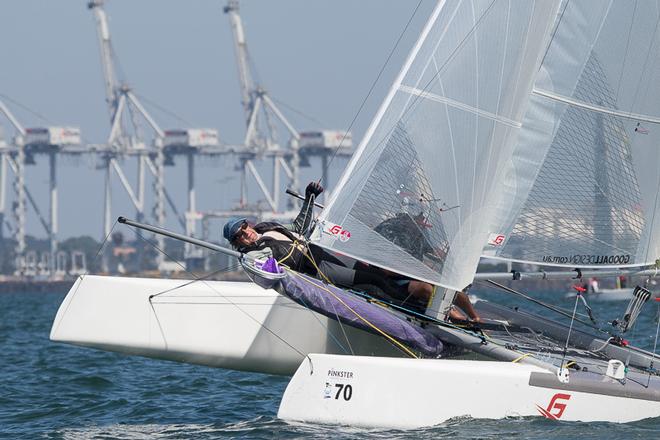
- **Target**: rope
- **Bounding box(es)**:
[559,292,581,374]
[276,239,299,266]
[483,279,606,334]
[298,246,408,356]
[511,353,533,363]
[645,302,660,386]
[130,227,312,362]
[287,269,419,359]
[277,249,354,355]
[240,233,353,354]
[427,285,437,309]
[300,245,332,284]
[590,337,614,353]
[148,264,241,300]
[51,220,118,336]
[271,239,353,354]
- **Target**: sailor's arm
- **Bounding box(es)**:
[291,182,323,235]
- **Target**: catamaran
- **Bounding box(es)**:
[51,0,660,428]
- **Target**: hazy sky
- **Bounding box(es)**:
[0,0,434,240]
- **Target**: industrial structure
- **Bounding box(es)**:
[0,0,353,280]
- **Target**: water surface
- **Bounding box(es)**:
[2,287,659,439]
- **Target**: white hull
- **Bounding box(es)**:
[279,354,660,428]
[50,275,401,375]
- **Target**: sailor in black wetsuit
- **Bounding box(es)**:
[223,182,408,299]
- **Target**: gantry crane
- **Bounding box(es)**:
[0,98,82,277]
[224,0,302,210]
[88,0,170,269]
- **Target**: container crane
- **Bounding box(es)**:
[224,0,302,210]
[0,98,82,277]
[88,0,171,269]
[89,0,230,271]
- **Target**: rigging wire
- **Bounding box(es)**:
[297,238,496,355]
[148,299,169,350]
[537,0,570,71]
[560,291,580,373]
[276,196,354,353]
[239,262,352,355]
[287,267,419,359]
[129,227,311,361]
[614,0,638,106]
[292,285,354,355]
[646,300,660,385]
[270,96,328,128]
[482,279,605,333]
[653,301,660,367]
[319,0,425,177]
[239,242,352,355]
[0,93,52,124]
[51,220,119,336]
[297,243,422,357]
[133,92,193,126]
[293,242,379,355]
[127,216,385,358]
[148,264,242,300]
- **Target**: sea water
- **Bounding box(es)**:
[2,288,660,439]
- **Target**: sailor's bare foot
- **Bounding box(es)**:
[448,308,467,322]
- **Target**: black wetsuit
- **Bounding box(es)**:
[237,196,408,299]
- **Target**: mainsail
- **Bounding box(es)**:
[485,0,660,268]
[313,0,561,291]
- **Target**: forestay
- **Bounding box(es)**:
[485,0,660,268]
[313,0,560,291]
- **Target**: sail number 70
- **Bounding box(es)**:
[334,383,353,401]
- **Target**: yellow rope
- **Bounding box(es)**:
[275,239,420,358]
[302,248,333,285]
[511,353,533,363]
[288,256,419,359]
[276,240,300,266]
[426,284,437,309]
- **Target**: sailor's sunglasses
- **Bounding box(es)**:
[232,221,249,241]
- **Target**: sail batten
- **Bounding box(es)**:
[399,85,522,127]
[532,88,660,124]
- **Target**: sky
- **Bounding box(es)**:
[0,0,434,240]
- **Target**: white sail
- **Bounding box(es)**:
[485,0,660,268]
[314,0,561,291]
